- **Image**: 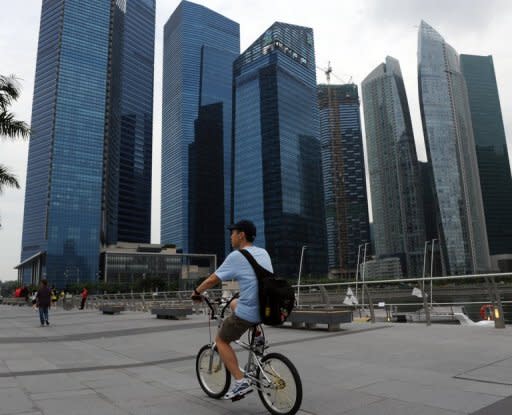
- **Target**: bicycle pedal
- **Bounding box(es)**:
[231,389,253,402]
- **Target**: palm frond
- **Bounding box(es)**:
[0,111,30,139]
[0,74,21,111]
[0,164,21,193]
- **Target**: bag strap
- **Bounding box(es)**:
[239,249,269,281]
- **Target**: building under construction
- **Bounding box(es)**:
[318,83,371,279]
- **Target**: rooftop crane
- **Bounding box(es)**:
[316,62,353,85]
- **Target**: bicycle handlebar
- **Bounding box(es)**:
[198,293,239,320]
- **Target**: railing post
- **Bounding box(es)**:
[422,286,431,326]
[364,284,375,323]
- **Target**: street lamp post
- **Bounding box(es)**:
[361,242,369,310]
[355,244,363,303]
[296,245,307,307]
[422,241,430,294]
[430,239,436,308]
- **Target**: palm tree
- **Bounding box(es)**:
[0,74,30,193]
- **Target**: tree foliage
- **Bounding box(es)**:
[0,74,30,197]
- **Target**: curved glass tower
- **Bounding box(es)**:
[362,56,425,277]
[418,21,490,274]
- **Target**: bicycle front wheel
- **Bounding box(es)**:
[257,352,302,415]
[196,344,230,398]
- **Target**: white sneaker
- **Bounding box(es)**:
[223,378,252,400]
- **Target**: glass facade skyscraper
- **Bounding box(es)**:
[161,1,239,262]
[19,0,155,287]
[460,54,512,257]
[318,84,370,278]
[418,21,491,275]
[362,57,425,277]
[233,22,327,277]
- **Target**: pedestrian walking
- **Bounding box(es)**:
[79,287,88,310]
[51,285,58,307]
[36,279,51,326]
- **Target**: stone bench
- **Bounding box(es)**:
[2,298,28,306]
[287,309,353,331]
[100,305,125,315]
[151,307,193,320]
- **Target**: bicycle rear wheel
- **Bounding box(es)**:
[257,352,302,415]
[196,344,230,398]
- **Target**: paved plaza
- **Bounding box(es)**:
[0,305,511,415]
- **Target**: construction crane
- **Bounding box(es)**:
[316,62,352,279]
[317,61,353,85]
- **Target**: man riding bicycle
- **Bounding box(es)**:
[191,219,273,400]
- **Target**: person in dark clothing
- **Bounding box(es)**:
[36,279,51,326]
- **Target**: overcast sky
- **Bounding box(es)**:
[1,0,512,282]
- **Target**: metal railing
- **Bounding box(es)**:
[10,272,508,329]
[293,272,512,328]
[85,289,225,313]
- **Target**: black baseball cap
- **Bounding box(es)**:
[227,219,256,239]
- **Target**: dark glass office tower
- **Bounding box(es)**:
[460,54,512,257]
[233,22,327,277]
[362,57,425,277]
[318,84,370,278]
[162,1,239,261]
[19,0,155,287]
[418,21,491,274]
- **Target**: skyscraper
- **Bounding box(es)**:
[418,21,491,275]
[460,54,512,263]
[19,0,155,287]
[362,56,425,277]
[318,84,370,278]
[233,22,327,277]
[161,1,239,261]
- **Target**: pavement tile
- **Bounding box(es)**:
[471,395,512,415]
[356,379,501,413]
[459,364,512,385]
[30,388,97,401]
[341,398,465,415]
[0,377,18,389]
[16,373,87,394]
[5,358,57,373]
[35,394,130,415]
[299,384,383,414]
[0,387,37,415]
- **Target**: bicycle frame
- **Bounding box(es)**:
[200,295,273,391]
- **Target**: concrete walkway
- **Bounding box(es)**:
[0,305,511,414]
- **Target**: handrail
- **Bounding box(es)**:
[292,272,512,289]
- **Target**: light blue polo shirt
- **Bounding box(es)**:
[215,246,273,323]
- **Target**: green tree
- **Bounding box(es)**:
[0,74,30,194]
